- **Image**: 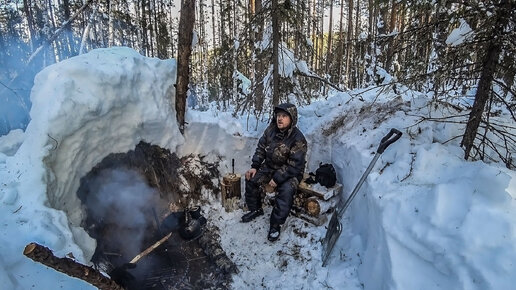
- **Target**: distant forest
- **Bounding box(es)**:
[0,0,515,167]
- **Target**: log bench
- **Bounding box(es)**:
[266,174,343,226]
[220,173,342,226]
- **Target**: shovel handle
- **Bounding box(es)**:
[377,128,402,154]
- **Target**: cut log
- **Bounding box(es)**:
[220,173,241,212]
[305,198,321,216]
[23,243,123,290]
[298,174,342,201]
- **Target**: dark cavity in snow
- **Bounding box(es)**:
[76,142,235,289]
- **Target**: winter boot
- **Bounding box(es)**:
[268,223,281,242]
[241,208,264,223]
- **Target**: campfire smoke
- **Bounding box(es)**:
[76,143,235,289]
[84,168,159,260]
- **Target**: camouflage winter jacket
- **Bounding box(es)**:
[251,103,307,184]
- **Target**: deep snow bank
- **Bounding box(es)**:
[320,92,516,290]
[0,47,180,289]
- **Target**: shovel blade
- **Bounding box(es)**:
[322,212,342,266]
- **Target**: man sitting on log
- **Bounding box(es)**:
[241,103,307,242]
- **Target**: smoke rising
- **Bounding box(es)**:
[0,30,83,136]
[84,167,159,260]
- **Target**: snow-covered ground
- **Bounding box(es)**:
[0,47,515,289]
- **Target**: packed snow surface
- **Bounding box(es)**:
[1,47,515,290]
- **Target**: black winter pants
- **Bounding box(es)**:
[244,167,300,225]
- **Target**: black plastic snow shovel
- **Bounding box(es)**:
[321,128,402,266]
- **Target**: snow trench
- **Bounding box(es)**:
[7,47,515,290]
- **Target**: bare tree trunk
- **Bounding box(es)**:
[232,1,238,102]
[325,0,334,77]
[108,0,114,46]
[153,0,160,56]
[501,52,515,99]
[46,0,58,62]
[461,0,511,160]
[354,0,360,87]
[272,0,280,106]
[317,0,324,73]
[397,2,406,79]
[365,0,375,84]
[141,0,148,55]
[345,0,353,88]
[307,0,312,65]
[175,0,196,134]
[22,0,37,51]
[80,4,96,54]
[461,42,501,159]
[294,0,301,57]
[147,0,154,56]
[199,0,208,86]
[431,0,449,98]
[62,0,76,56]
[377,0,389,70]
[311,0,318,70]
[336,0,345,83]
[384,0,397,72]
[253,0,265,112]
[211,0,216,48]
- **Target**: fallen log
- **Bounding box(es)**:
[23,243,123,290]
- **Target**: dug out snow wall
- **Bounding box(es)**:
[15,47,181,260]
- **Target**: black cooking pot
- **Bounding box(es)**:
[161,206,205,240]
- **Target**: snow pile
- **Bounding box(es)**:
[313,92,516,289]
[28,47,180,227]
[372,142,515,289]
[0,47,180,289]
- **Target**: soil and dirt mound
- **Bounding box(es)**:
[75,141,235,289]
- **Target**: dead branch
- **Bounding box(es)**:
[6,0,94,88]
[295,71,344,92]
[400,153,416,182]
[23,243,123,290]
[405,113,470,128]
[26,0,94,64]
[129,232,172,264]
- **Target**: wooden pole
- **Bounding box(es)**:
[23,243,124,290]
[129,232,172,264]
